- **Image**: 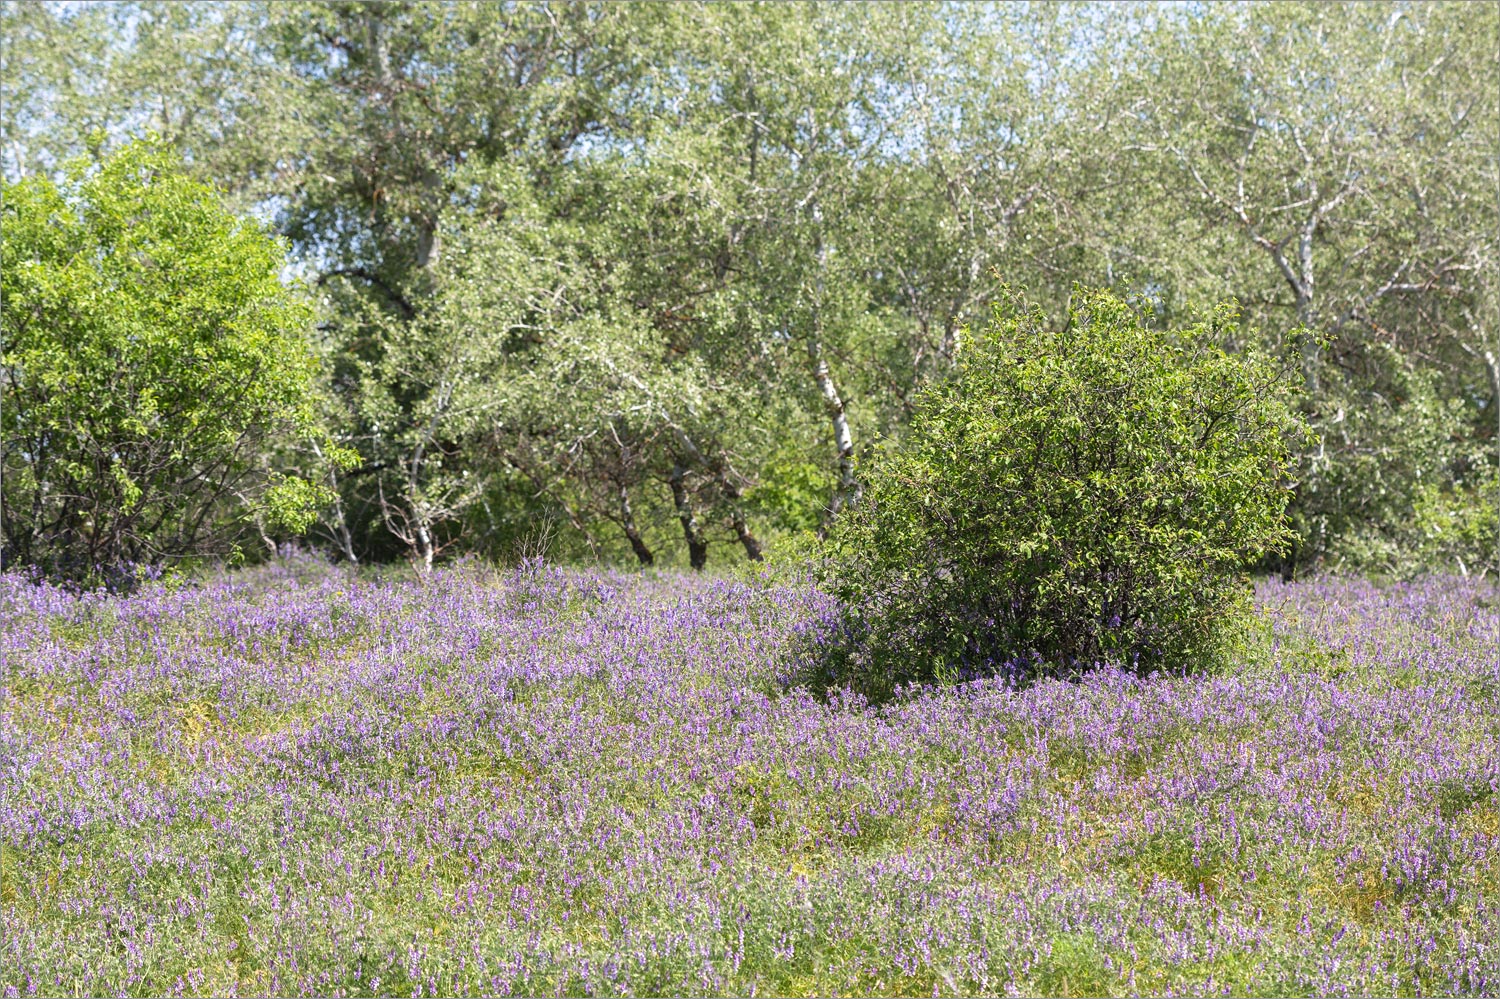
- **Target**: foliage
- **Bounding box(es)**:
[1409,480,1500,580]
[1289,359,1492,577]
[0,139,349,587]
[817,290,1308,697]
[1,1,1494,575]
[1100,1,1500,574]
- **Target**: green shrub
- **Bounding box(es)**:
[1,138,354,588]
[814,289,1307,698]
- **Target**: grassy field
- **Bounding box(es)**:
[3,558,1498,997]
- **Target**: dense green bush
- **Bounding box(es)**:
[1,139,352,587]
[815,290,1308,698]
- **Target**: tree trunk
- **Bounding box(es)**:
[317,443,358,563]
[809,339,860,531]
[1486,348,1499,576]
[808,199,860,533]
[416,217,441,269]
[618,484,654,566]
[669,464,708,571]
[414,520,435,573]
[939,254,981,367]
[415,170,443,269]
[729,505,763,562]
[713,467,762,561]
[1295,286,1319,395]
[330,499,358,564]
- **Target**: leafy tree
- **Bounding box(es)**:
[9,1,1489,576]
[434,155,777,569]
[1092,1,1500,574]
[0,1,300,205]
[1,139,349,586]
[816,290,1307,699]
[259,1,684,568]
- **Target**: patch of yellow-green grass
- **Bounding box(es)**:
[1029,931,1116,998]
[1319,768,1388,819]
[737,935,944,999]
[1312,860,1399,926]
[725,762,948,871]
[1457,802,1500,838]
[1109,830,1227,900]
[1,841,31,913]
[46,618,103,650]
[116,698,328,789]
[1126,950,1307,999]
[2,839,109,923]
[447,746,542,788]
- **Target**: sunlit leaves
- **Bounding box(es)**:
[818,290,1308,696]
[1,139,339,585]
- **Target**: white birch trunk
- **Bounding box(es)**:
[809,200,860,530]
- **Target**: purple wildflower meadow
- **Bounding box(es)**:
[2,558,1497,996]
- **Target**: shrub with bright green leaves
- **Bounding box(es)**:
[1,138,354,587]
[814,289,1308,699]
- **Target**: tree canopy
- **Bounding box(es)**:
[2,0,1495,576]
[1,138,348,586]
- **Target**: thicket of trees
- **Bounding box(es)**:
[3,1,1497,579]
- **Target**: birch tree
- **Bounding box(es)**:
[1104,1,1499,571]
